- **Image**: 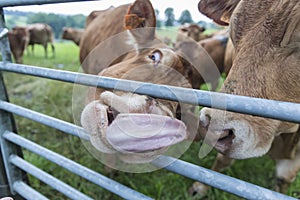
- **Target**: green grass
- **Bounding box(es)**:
[3,40,300,200]
[156,26,179,43]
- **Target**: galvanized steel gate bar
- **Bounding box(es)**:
[1,62,300,124]
[0,0,298,200]
[0,100,296,200]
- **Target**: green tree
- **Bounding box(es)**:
[27,13,86,38]
[164,7,175,27]
[27,13,63,38]
[178,10,193,25]
[155,9,162,28]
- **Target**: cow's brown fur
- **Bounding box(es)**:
[79,4,130,74]
[61,27,84,46]
[85,7,114,28]
[194,0,300,196]
[8,26,30,64]
[175,35,228,90]
[27,23,55,58]
[223,37,234,75]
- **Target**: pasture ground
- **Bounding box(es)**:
[3,38,300,199]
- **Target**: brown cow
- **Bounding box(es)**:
[85,6,114,28]
[8,26,30,64]
[176,23,207,43]
[27,23,55,58]
[223,37,234,75]
[61,27,84,46]
[174,34,229,90]
[190,0,300,196]
[80,0,198,163]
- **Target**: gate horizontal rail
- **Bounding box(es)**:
[13,181,48,200]
[10,155,93,200]
[3,131,153,200]
[0,89,296,199]
[1,62,300,124]
[0,100,89,140]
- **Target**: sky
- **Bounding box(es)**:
[4,0,212,22]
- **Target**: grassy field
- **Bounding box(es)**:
[3,40,300,200]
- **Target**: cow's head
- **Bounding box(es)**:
[8,27,29,64]
[179,24,206,42]
[80,0,198,163]
[198,0,300,159]
[61,27,72,40]
[61,27,82,45]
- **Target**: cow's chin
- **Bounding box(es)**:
[80,98,187,163]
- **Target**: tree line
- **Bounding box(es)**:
[5,10,86,39]
[4,8,197,39]
[156,8,194,27]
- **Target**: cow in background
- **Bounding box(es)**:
[176,23,208,43]
[27,23,55,58]
[8,26,30,64]
[190,0,300,196]
[175,34,228,91]
[61,27,84,46]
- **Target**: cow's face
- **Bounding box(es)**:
[179,24,205,42]
[80,0,196,163]
[198,0,300,159]
[61,28,71,40]
[188,25,205,42]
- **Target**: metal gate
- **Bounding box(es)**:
[0,1,299,199]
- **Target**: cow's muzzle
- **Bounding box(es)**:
[80,91,187,162]
[199,107,236,155]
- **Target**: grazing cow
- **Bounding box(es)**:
[80,0,199,163]
[190,0,300,196]
[8,26,30,64]
[175,34,228,90]
[61,27,84,46]
[27,23,55,58]
[176,23,207,43]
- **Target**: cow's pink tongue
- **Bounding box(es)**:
[106,113,187,153]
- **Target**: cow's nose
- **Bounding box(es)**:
[213,129,235,152]
[199,108,235,152]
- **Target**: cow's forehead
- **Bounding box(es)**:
[229,0,299,46]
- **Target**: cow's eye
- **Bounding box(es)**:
[149,50,162,65]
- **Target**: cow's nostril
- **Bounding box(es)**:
[107,106,119,125]
[212,129,235,153]
[217,129,235,145]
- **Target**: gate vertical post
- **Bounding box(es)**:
[0,7,27,199]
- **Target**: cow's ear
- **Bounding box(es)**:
[124,0,156,41]
[198,0,241,26]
